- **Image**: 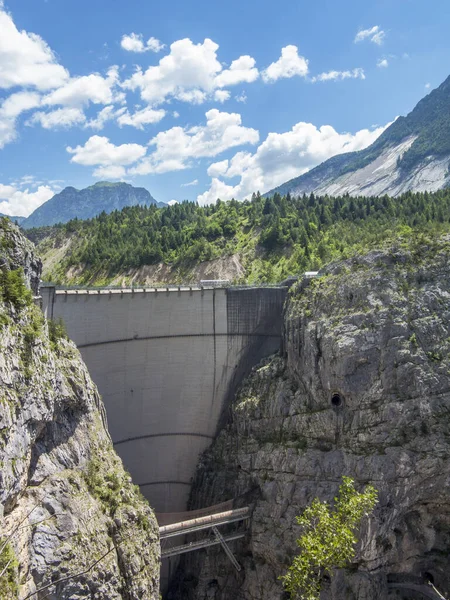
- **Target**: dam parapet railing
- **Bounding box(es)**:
[40,282,291,292]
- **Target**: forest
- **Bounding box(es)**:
[27,188,450,285]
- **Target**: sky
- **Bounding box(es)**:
[1,0,450,216]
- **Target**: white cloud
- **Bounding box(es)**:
[121,33,165,53]
[235,92,247,103]
[67,135,147,175]
[123,38,222,105]
[262,45,308,83]
[117,107,166,129]
[312,68,365,82]
[377,58,389,68]
[147,37,165,53]
[86,105,127,130]
[425,82,431,90]
[214,90,231,103]
[168,199,178,205]
[0,91,41,148]
[207,159,229,177]
[0,5,69,90]
[354,26,385,45]
[180,179,198,187]
[214,56,259,87]
[93,165,126,179]
[123,38,260,106]
[43,66,122,107]
[29,107,86,129]
[173,111,180,118]
[129,108,259,175]
[197,119,392,205]
[0,183,55,217]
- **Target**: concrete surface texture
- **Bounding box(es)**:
[41,285,286,513]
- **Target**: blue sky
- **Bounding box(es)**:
[1,0,449,215]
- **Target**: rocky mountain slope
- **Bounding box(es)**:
[22,181,164,229]
[0,214,26,226]
[170,236,450,600]
[0,218,160,599]
[268,75,450,198]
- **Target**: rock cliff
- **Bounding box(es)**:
[170,235,450,599]
[0,217,160,599]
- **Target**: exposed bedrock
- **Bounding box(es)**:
[169,237,450,600]
[0,219,160,599]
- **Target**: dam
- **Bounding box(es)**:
[40,284,287,514]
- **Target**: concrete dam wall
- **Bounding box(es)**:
[41,285,287,513]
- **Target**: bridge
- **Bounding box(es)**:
[40,283,287,514]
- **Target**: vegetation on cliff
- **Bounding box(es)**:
[28,188,450,286]
[0,218,160,599]
[282,477,377,600]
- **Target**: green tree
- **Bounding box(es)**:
[281,476,378,600]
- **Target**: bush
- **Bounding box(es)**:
[0,268,32,311]
[48,318,68,349]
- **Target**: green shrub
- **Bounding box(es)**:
[0,539,18,599]
[0,268,32,311]
[48,318,68,349]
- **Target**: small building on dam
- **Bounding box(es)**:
[40,284,288,514]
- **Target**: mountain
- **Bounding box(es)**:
[267,75,450,198]
[22,181,164,229]
[0,213,26,226]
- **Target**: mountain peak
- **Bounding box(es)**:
[22,182,162,229]
[267,75,450,199]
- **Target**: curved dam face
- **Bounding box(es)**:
[41,285,286,513]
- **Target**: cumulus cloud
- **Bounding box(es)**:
[123,38,221,105]
[235,92,247,103]
[214,90,231,103]
[180,179,198,187]
[354,26,385,45]
[377,58,389,68]
[207,159,229,177]
[28,107,86,129]
[67,135,147,176]
[312,68,365,82]
[123,38,260,106]
[0,183,55,217]
[214,56,259,87]
[0,5,69,90]
[86,105,127,130]
[197,120,392,205]
[121,33,165,53]
[262,46,308,83]
[43,66,123,107]
[0,91,41,148]
[117,107,166,129]
[129,109,259,175]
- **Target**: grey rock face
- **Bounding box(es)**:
[0,219,160,599]
[170,237,450,600]
[22,181,162,229]
[0,217,42,295]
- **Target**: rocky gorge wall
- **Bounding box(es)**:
[169,236,450,600]
[0,218,160,599]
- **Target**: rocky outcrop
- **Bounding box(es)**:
[0,218,160,599]
[170,235,450,599]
